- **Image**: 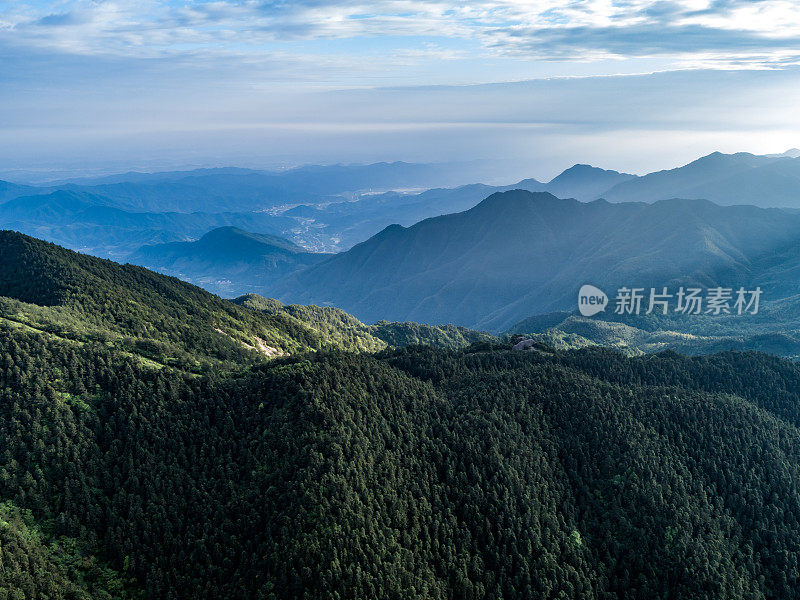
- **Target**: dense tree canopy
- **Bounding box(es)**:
[2,231,800,598]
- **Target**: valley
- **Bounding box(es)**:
[4,151,800,598]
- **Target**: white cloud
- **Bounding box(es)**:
[2,0,800,176]
[1,0,799,71]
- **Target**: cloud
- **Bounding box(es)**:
[1,0,799,70]
[1,1,800,178]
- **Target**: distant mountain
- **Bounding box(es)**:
[277,167,629,251]
[59,175,323,213]
[272,190,800,331]
[601,152,800,207]
[0,189,302,259]
[0,164,625,259]
[766,148,800,159]
[129,227,325,297]
[284,183,508,251]
[1,190,116,221]
[40,167,262,187]
[0,179,38,203]
[9,151,800,266]
[44,162,480,213]
[544,164,636,201]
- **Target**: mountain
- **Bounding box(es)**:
[274,168,630,252]
[40,166,263,186]
[273,190,800,331]
[0,164,511,256]
[0,230,395,370]
[128,227,326,296]
[283,183,509,250]
[8,150,800,270]
[601,151,800,206]
[0,179,37,203]
[508,306,800,358]
[233,293,496,349]
[0,189,299,258]
[0,189,116,221]
[0,231,491,366]
[46,162,478,213]
[269,164,630,251]
[766,148,800,158]
[6,230,800,597]
[7,296,800,597]
[544,163,636,201]
[507,234,800,359]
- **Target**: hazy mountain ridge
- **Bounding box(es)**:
[129,227,326,296]
[544,163,636,200]
[601,152,800,206]
[272,190,800,331]
[0,189,299,258]
[28,161,479,212]
[0,161,634,259]
[4,150,800,263]
[284,165,634,250]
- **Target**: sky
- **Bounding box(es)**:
[1,0,800,182]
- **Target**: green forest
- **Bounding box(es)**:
[3,231,800,598]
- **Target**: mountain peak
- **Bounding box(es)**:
[198,226,306,253]
[474,190,563,212]
[544,164,636,201]
[127,227,325,297]
[554,163,606,176]
[602,149,800,205]
[692,151,762,166]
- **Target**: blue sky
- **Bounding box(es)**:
[2,0,800,181]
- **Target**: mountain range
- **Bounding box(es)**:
[0,162,635,256]
[5,151,800,264]
[283,164,634,250]
[272,190,800,331]
[42,161,478,212]
[601,151,800,206]
[128,226,325,296]
[0,189,299,258]
[5,229,800,597]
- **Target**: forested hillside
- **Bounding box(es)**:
[233,294,496,350]
[507,305,800,358]
[5,321,800,598]
[0,230,395,372]
[5,231,800,598]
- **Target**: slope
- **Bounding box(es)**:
[129,226,325,296]
[601,152,800,207]
[544,163,636,201]
[6,325,800,597]
[273,190,800,331]
[0,230,385,371]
